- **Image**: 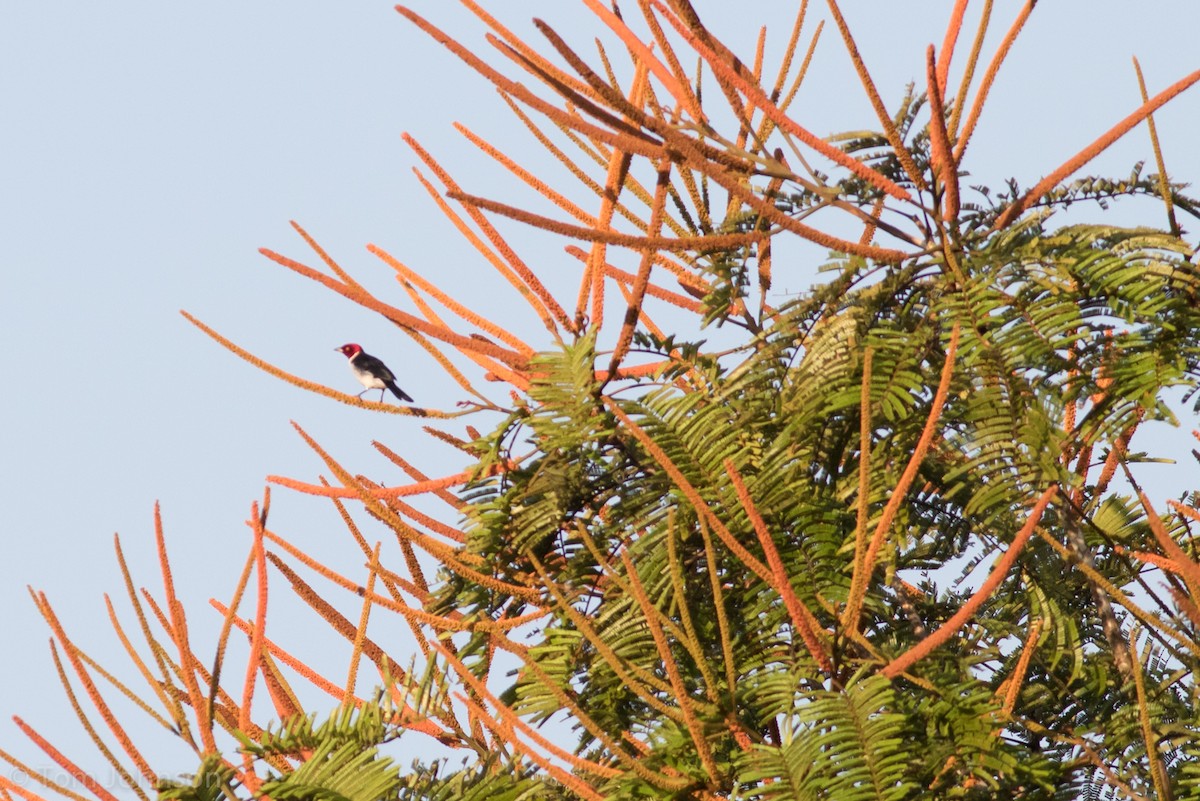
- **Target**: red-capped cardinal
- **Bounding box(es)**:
[335,343,413,403]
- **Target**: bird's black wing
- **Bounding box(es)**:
[356,351,397,382]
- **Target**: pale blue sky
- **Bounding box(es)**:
[2,2,1198,796]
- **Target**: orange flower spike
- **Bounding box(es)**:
[883,485,1058,679]
[819,0,927,191]
[954,0,1034,163]
[737,25,767,150]
[455,124,597,228]
[262,529,365,597]
[858,197,885,246]
[11,717,122,801]
[395,535,431,596]
[208,539,257,728]
[102,594,173,718]
[404,331,487,401]
[606,157,672,382]
[567,244,711,298]
[0,756,68,801]
[926,45,959,221]
[999,617,1043,716]
[654,2,765,142]
[604,399,772,581]
[473,20,610,111]
[1121,548,1180,575]
[1169,499,1200,526]
[384,496,466,545]
[596,361,676,383]
[151,504,216,754]
[28,596,157,784]
[844,323,960,634]
[849,350,878,618]
[947,0,993,142]
[1139,492,1200,603]
[619,550,721,781]
[267,470,475,501]
[724,459,833,674]
[404,138,578,333]
[1133,58,1181,235]
[565,247,706,314]
[766,0,807,103]
[239,505,268,733]
[280,427,536,597]
[650,0,913,202]
[936,0,970,98]
[289,220,360,288]
[499,93,655,235]
[260,246,527,367]
[449,188,781,254]
[406,170,563,337]
[372,441,470,510]
[1167,585,1200,629]
[582,0,700,120]
[396,7,663,152]
[633,0,706,124]
[256,651,304,722]
[390,273,532,392]
[435,643,624,782]
[721,169,910,261]
[370,243,534,357]
[771,18,822,129]
[1095,418,1140,495]
[995,66,1200,230]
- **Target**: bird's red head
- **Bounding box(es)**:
[336,343,363,357]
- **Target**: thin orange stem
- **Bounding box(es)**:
[581,0,699,119]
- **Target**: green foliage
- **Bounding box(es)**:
[110,6,1200,801]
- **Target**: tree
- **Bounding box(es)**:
[8,3,1200,800]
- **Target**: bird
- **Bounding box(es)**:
[335,343,414,403]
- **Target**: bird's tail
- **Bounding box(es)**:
[387,382,414,403]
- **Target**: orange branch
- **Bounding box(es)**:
[369,244,534,357]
